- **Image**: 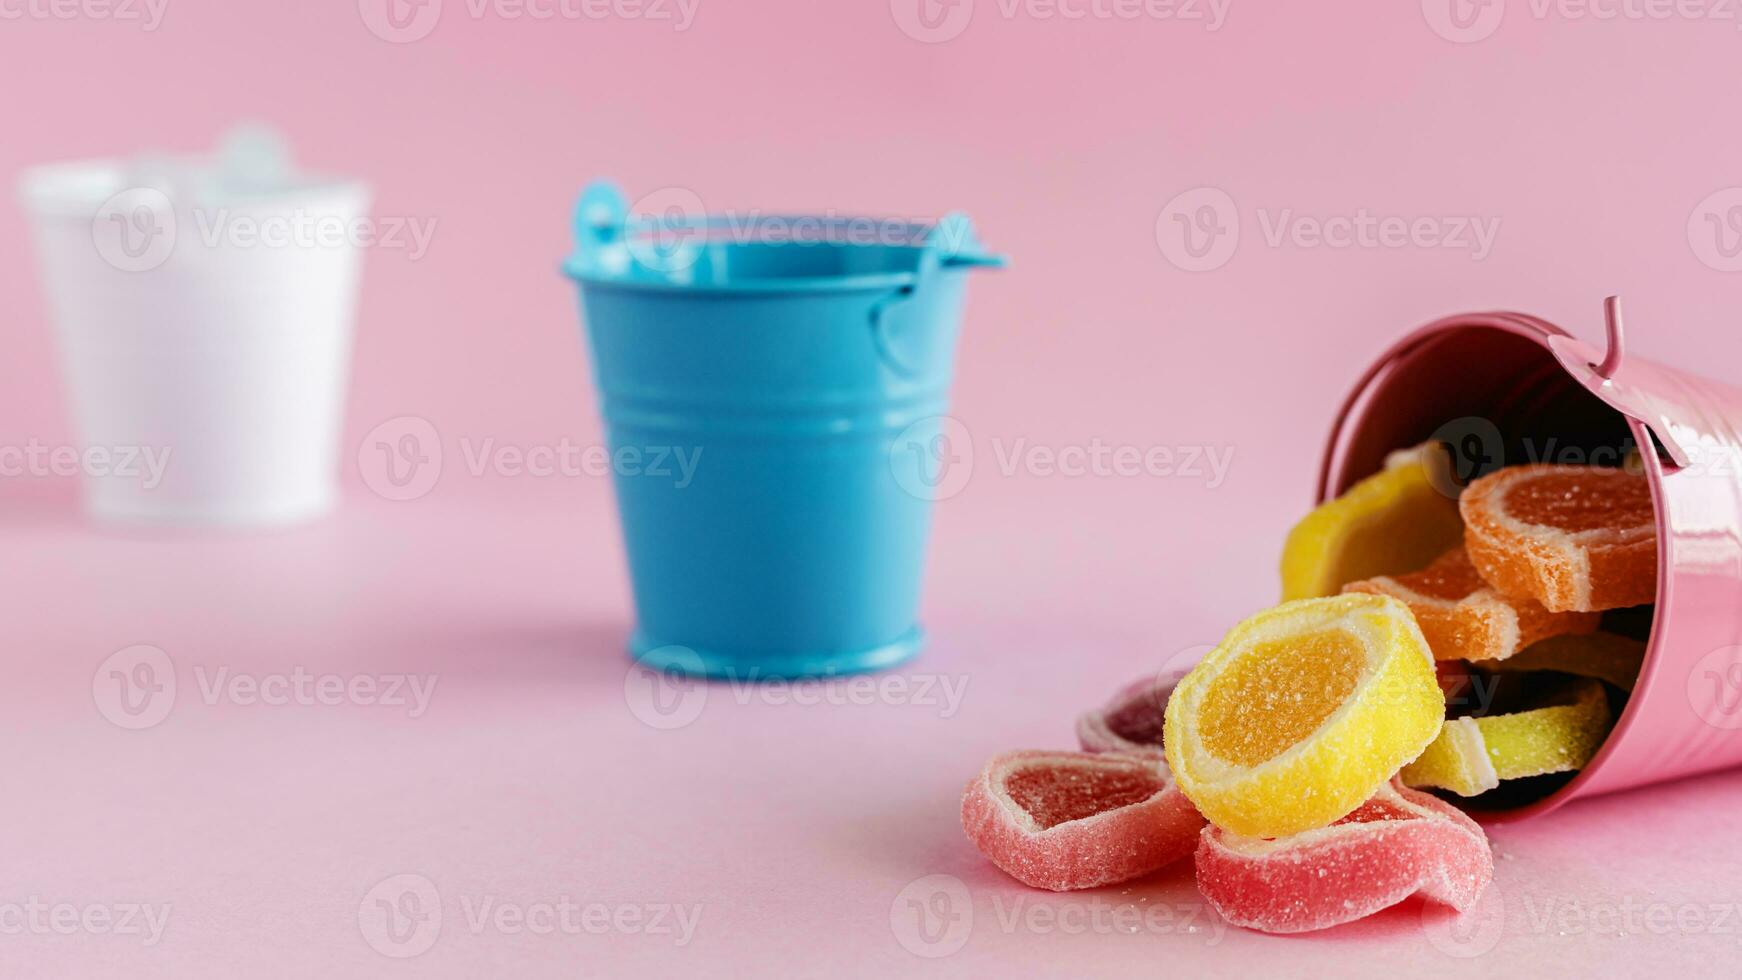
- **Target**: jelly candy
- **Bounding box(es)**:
[1076,668,1187,753]
[1163,594,1443,838]
[1280,443,1465,601]
[1461,464,1656,613]
[1195,780,1493,934]
[1344,546,1599,661]
[1485,631,1646,692]
[1401,677,1612,796]
[960,750,1203,891]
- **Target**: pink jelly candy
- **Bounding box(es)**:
[961,750,1204,891]
[1194,780,1493,934]
[1076,668,1188,753]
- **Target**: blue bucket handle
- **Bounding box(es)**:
[871,212,1004,379]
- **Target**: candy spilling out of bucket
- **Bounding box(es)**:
[563,181,1003,680]
[959,297,1742,935]
[19,125,371,526]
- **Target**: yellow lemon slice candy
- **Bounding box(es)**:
[1281,443,1464,601]
[1402,678,1612,797]
[1163,594,1444,838]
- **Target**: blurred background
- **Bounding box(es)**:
[5,3,1742,976]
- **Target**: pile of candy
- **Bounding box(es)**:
[961,449,1657,934]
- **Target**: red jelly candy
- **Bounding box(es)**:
[1194,780,1493,934]
[960,750,1203,891]
[1076,668,1188,753]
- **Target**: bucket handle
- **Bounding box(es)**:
[870,213,1004,378]
[573,180,632,265]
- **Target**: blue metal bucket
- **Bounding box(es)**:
[563,182,1004,679]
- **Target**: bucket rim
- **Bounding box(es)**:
[1316,309,1669,823]
[18,156,371,218]
[563,180,1004,295]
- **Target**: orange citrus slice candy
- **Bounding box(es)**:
[1401,677,1612,797]
[1461,464,1656,613]
[1280,444,1464,601]
[1163,594,1444,838]
[1343,546,1599,661]
[1484,631,1647,692]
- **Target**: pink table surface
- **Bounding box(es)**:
[10,2,1742,976]
[5,475,1742,979]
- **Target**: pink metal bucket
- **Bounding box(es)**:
[1318,298,1742,821]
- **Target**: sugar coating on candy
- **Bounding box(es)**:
[1280,443,1465,601]
[1195,780,1493,934]
[1344,546,1599,661]
[1462,464,1657,613]
[1076,668,1188,753]
[1487,631,1647,692]
[960,750,1203,891]
[1402,678,1613,797]
[1164,594,1444,839]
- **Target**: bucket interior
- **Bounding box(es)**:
[1328,321,1659,819]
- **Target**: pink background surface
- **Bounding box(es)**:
[6,1,1742,976]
